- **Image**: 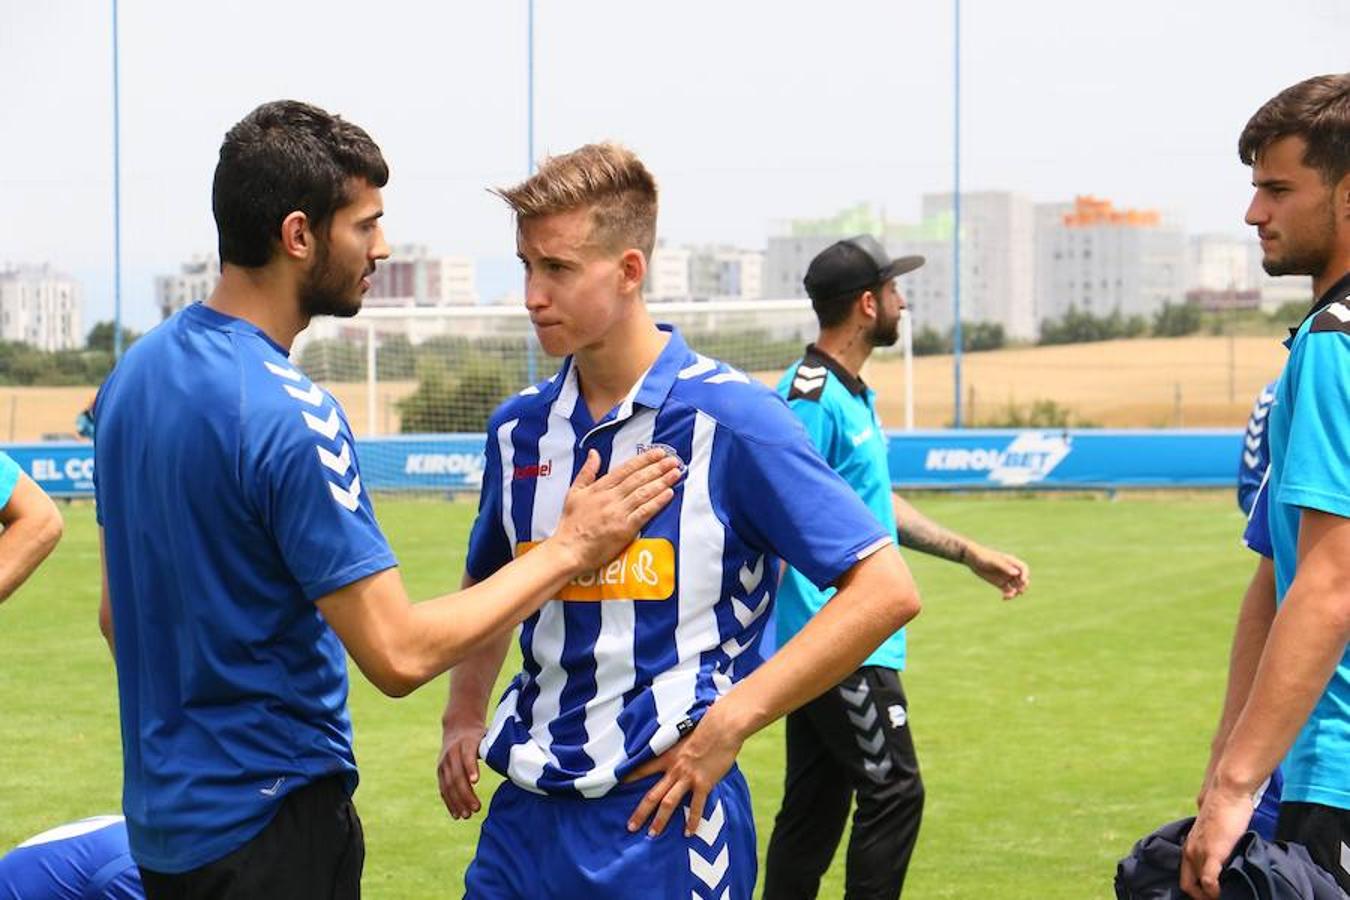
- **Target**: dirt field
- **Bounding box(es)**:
[2,335,1286,443]
[850,335,1289,429]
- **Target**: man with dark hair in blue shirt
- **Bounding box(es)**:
[1183,73,1350,899]
[95,101,679,899]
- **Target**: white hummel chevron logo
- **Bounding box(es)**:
[731,591,771,628]
[1340,840,1350,876]
[847,705,878,731]
[679,355,717,380]
[1244,434,1261,452]
[519,384,541,396]
[688,846,729,890]
[328,474,362,511]
[1327,302,1350,323]
[721,633,753,658]
[264,361,302,382]
[302,408,341,441]
[317,441,352,477]
[738,556,764,594]
[863,755,893,780]
[793,375,825,394]
[1243,451,1260,469]
[856,729,885,755]
[1252,405,1271,422]
[284,383,325,407]
[797,364,826,379]
[689,801,725,844]
[706,369,749,385]
[839,682,870,708]
[1247,419,1265,436]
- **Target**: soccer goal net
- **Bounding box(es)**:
[291,298,878,496]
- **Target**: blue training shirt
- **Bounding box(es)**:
[775,346,905,670]
[0,816,142,900]
[0,451,20,509]
[466,326,893,797]
[1266,272,1350,810]
[1237,381,1277,516]
[94,303,397,873]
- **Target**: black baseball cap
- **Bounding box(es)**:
[803,235,925,301]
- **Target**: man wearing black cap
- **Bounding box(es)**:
[763,235,1030,899]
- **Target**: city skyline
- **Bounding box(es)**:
[2,1,1346,330]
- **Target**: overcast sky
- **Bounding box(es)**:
[1,0,1346,330]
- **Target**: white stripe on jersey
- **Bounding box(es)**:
[496,420,519,547]
[572,410,654,797]
[651,411,724,754]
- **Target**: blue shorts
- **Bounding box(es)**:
[465,765,757,899]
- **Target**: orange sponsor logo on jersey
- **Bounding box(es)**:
[516,538,676,601]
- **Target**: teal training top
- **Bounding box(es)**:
[775,345,905,670]
[1265,271,1350,810]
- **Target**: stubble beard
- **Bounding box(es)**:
[1262,198,1337,280]
[300,240,364,320]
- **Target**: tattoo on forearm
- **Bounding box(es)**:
[893,495,968,563]
[897,519,967,563]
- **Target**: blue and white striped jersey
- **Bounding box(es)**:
[466,326,893,797]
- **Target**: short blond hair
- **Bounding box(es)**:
[493,142,658,259]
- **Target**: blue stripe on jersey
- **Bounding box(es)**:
[541,425,617,787]
[632,402,694,689]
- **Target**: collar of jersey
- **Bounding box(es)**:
[543,324,690,425]
[1286,270,1350,348]
[184,301,290,357]
[803,343,868,396]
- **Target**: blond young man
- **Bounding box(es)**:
[437,144,921,899]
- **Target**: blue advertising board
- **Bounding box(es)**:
[2,428,1244,499]
[886,429,1242,489]
[3,442,95,497]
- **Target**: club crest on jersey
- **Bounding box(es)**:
[513,460,553,481]
[635,442,687,475]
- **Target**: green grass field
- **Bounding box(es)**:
[0,493,1251,898]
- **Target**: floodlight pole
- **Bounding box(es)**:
[525,0,538,384]
[951,0,963,427]
[112,0,124,360]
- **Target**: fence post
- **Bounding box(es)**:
[366,319,377,438]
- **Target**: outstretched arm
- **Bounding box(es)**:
[318,449,680,697]
[0,472,63,604]
[891,492,1028,599]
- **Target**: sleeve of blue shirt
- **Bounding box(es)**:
[0,451,21,510]
[1279,332,1350,520]
[249,403,398,601]
[1236,381,1275,516]
[1243,472,1273,559]
[722,397,891,590]
[466,425,512,582]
